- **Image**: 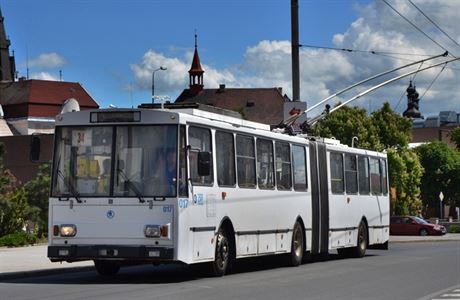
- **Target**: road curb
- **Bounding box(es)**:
[390,239,460,243]
[0,266,94,281]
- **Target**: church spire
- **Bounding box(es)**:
[188,32,204,95]
[0,8,16,82]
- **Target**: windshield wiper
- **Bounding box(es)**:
[117,167,145,203]
[55,155,82,203]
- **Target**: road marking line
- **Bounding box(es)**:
[454,290,460,292]
[442,294,460,297]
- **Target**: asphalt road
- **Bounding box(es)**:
[1,242,459,300]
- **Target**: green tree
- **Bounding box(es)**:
[371,102,412,149]
[24,163,51,237]
[312,105,380,150]
[449,127,460,150]
[0,187,29,236]
[387,148,424,215]
[0,143,33,237]
[415,141,460,217]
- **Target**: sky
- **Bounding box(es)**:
[2,0,459,119]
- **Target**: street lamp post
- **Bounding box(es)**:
[152,66,167,104]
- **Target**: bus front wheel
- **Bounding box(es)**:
[289,221,304,266]
[94,260,120,276]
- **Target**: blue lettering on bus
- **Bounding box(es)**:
[163,205,172,213]
[178,199,189,209]
[193,194,204,205]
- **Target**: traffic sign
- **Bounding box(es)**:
[439,192,444,202]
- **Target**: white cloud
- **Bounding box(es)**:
[28,53,67,68]
[130,0,459,116]
[30,72,59,81]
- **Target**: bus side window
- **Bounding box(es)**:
[345,154,358,194]
[276,142,292,190]
[370,157,382,195]
[189,126,213,185]
[236,135,256,188]
[292,145,307,191]
[256,138,274,189]
[358,156,370,195]
[330,152,344,194]
[216,131,236,187]
[380,159,388,195]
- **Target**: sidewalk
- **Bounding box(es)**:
[1,235,459,280]
[389,233,460,243]
[0,244,93,280]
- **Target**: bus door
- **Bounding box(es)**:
[186,125,217,261]
[309,141,329,254]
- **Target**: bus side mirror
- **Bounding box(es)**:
[197,151,211,177]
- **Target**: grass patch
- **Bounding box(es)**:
[0,232,37,247]
[450,224,460,233]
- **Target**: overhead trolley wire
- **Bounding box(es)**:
[300,44,435,58]
[381,0,453,55]
[419,63,447,100]
[408,0,460,53]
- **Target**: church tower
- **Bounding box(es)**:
[0,8,16,82]
[188,34,204,96]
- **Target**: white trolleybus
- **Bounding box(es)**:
[48,106,389,276]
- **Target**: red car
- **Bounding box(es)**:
[390,216,447,236]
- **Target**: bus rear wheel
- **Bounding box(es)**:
[289,221,304,266]
[352,221,368,258]
[94,260,120,276]
[212,228,232,276]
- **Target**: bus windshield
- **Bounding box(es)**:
[52,125,178,198]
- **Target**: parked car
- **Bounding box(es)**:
[390,216,447,236]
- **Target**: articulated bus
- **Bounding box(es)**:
[48,107,389,276]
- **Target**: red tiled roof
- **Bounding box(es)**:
[0,79,99,118]
[0,79,99,107]
[175,87,289,125]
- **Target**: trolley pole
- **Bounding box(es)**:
[291,0,300,103]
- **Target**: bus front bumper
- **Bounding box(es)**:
[48,245,174,262]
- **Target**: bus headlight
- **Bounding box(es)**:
[60,224,77,237]
[144,224,170,239]
[144,225,160,238]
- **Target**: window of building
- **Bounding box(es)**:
[276,142,292,190]
[216,131,236,187]
[189,126,213,185]
[370,157,382,195]
[345,154,358,194]
[256,138,274,189]
[292,145,307,191]
[236,135,256,188]
[330,152,344,194]
[358,156,370,195]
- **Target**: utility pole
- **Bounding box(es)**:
[291,0,300,103]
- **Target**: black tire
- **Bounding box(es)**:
[94,260,120,276]
[212,228,232,276]
[419,228,429,236]
[289,221,304,266]
[343,221,368,258]
[354,221,368,258]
